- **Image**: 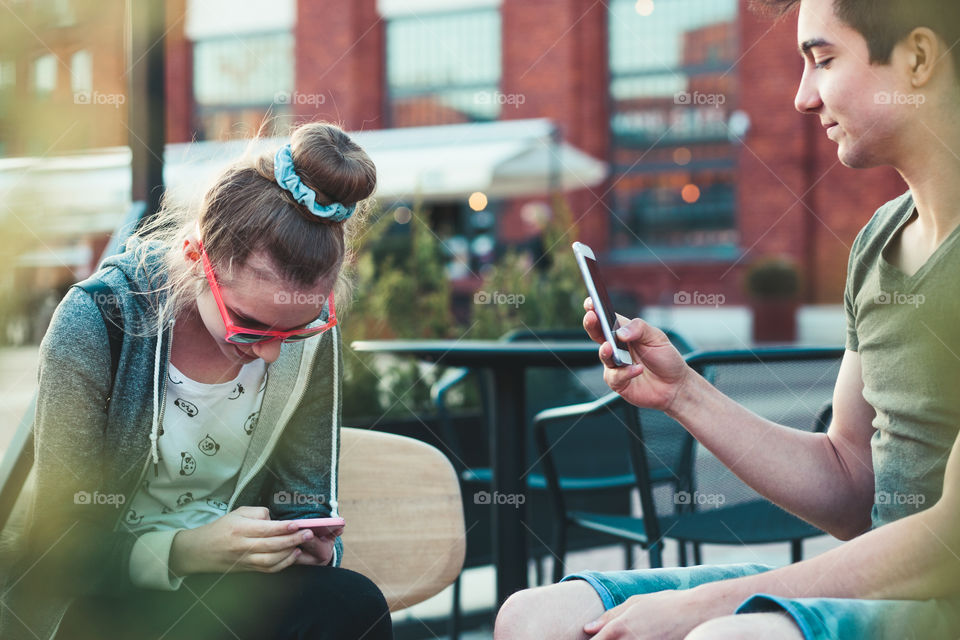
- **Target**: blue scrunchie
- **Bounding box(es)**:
[273,143,356,222]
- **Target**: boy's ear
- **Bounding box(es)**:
[905,27,940,88]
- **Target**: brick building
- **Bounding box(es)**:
[1,0,908,306]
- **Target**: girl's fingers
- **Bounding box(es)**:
[245,518,301,538]
[251,529,314,553]
[293,550,325,566]
[252,547,301,573]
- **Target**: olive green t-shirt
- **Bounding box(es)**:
[845,190,960,528]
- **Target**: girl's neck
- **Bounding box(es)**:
[170,305,244,384]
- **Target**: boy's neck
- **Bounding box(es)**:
[896,134,960,246]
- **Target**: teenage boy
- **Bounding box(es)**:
[494,0,960,638]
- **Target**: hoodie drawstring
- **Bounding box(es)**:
[150,307,172,478]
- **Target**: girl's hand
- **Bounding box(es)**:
[582,297,691,414]
[293,524,345,566]
[170,506,310,576]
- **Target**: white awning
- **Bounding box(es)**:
[0,119,608,235]
[350,119,608,203]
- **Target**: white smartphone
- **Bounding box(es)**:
[572,242,633,367]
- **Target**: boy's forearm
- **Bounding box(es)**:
[666,370,871,537]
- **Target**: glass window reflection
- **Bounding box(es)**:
[608,0,740,251]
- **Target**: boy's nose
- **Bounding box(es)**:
[794,70,823,114]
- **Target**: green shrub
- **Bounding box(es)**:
[340,197,586,423]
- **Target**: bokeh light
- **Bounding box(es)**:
[468,191,488,211]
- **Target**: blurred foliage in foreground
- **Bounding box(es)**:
[340,198,585,422]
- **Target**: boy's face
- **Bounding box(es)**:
[793,0,912,169]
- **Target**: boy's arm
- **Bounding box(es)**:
[666,348,877,539]
[587,422,960,639]
[691,426,960,610]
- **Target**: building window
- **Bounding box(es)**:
[33,54,57,97]
[608,0,739,253]
[386,9,501,127]
[70,49,92,95]
[192,32,293,140]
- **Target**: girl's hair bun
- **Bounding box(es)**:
[287,123,377,209]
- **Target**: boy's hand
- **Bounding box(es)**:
[583,297,691,414]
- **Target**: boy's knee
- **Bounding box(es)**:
[685,613,804,640]
[494,588,542,640]
[495,580,604,640]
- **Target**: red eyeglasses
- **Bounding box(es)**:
[196,238,337,345]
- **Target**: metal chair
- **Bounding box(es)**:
[535,346,842,581]
[433,327,694,638]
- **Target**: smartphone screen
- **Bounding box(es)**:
[583,256,629,352]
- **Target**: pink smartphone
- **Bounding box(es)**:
[288,517,345,536]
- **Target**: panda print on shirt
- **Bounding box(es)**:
[180,451,196,476]
[243,412,259,436]
[124,359,267,534]
[198,434,220,456]
[174,397,199,417]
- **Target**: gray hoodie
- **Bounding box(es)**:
[0,238,343,640]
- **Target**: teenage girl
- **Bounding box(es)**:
[0,122,393,640]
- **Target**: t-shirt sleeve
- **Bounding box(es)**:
[843,217,874,352]
[844,274,859,352]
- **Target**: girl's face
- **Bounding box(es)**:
[186,239,334,365]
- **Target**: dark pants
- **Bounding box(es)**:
[56,565,393,640]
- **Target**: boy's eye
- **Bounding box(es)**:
[815,58,833,69]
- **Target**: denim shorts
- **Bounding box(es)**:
[563,563,960,640]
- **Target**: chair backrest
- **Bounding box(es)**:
[338,427,465,611]
[633,347,843,537]
[0,424,465,612]
[507,327,695,463]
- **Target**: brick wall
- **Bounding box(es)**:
[164,0,193,144]
[736,0,905,303]
[294,0,385,131]
[3,0,128,154]
[500,0,610,247]
[10,0,908,306]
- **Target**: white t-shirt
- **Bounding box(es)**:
[124,358,268,533]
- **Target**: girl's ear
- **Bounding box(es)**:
[183,236,201,264]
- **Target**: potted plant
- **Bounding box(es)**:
[744,256,801,343]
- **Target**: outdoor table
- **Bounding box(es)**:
[350,339,601,607]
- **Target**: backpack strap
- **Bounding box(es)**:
[73,277,124,410]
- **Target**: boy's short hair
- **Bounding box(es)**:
[753,0,960,78]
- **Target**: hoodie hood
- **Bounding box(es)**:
[99,236,175,478]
